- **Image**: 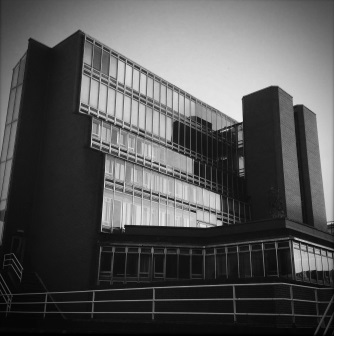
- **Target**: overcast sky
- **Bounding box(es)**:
[0,0,333,221]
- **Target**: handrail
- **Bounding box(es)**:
[314,295,334,335]
[0,273,12,315]
[3,253,23,282]
[0,281,333,330]
[34,272,67,320]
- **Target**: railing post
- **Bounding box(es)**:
[232,285,237,323]
[91,291,95,319]
[152,288,155,321]
[315,288,319,325]
[43,293,48,318]
[290,285,295,325]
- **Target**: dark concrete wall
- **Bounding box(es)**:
[4,32,104,291]
[242,86,302,223]
[294,105,327,230]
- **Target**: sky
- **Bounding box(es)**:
[0,0,333,221]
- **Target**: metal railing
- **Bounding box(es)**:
[0,282,333,329]
[0,273,12,316]
[314,295,334,335]
[3,253,23,282]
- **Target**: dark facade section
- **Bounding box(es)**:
[294,105,327,230]
[2,40,51,262]
[242,86,302,223]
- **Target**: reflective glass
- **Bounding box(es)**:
[109,55,117,78]
[90,79,99,108]
[18,57,26,85]
[154,81,160,102]
[125,64,133,87]
[131,99,139,127]
[118,60,125,84]
[13,85,22,120]
[159,113,166,139]
[6,89,16,124]
[167,88,173,108]
[11,64,19,88]
[151,202,158,225]
[147,77,153,98]
[113,198,122,230]
[80,75,90,105]
[173,91,179,112]
[138,103,146,130]
[166,116,172,142]
[146,107,153,133]
[102,51,110,75]
[277,247,291,278]
[93,45,101,71]
[107,88,115,116]
[7,122,18,159]
[133,69,140,91]
[84,42,93,65]
[185,97,190,117]
[114,92,123,120]
[179,94,184,115]
[160,84,166,105]
[123,95,131,124]
[99,84,107,112]
[140,73,147,95]
[227,252,238,278]
[114,159,125,181]
[294,247,303,280]
[1,160,12,200]
[153,110,159,136]
[1,125,11,162]
[239,251,251,278]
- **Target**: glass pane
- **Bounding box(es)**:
[109,55,117,78]
[102,51,110,75]
[278,248,291,278]
[115,92,123,120]
[205,255,215,279]
[114,159,125,181]
[1,125,11,162]
[160,113,166,139]
[179,94,184,115]
[146,107,153,133]
[99,84,107,112]
[125,64,133,87]
[147,77,153,98]
[166,254,177,279]
[160,84,166,105]
[6,89,16,124]
[1,160,12,200]
[11,64,19,88]
[7,122,18,159]
[133,69,140,92]
[18,57,26,85]
[84,41,93,66]
[118,60,125,84]
[151,202,158,225]
[178,254,190,279]
[154,81,160,102]
[113,252,125,277]
[173,91,179,112]
[264,249,277,276]
[153,110,159,136]
[100,251,112,272]
[139,103,146,130]
[167,88,173,108]
[131,99,138,127]
[80,75,90,105]
[13,85,23,120]
[166,116,172,142]
[93,45,101,71]
[90,79,99,108]
[227,253,238,278]
[123,96,131,124]
[216,254,226,278]
[107,88,115,116]
[301,249,310,281]
[239,252,251,278]
[140,73,147,95]
[192,255,203,276]
[294,247,303,280]
[126,253,138,278]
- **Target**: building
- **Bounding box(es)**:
[0,31,333,332]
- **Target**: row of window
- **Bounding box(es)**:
[104,156,246,220]
[101,187,248,232]
[83,39,237,133]
[93,120,244,199]
[82,76,242,172]
[293,242,333,285]
[0,54,26,214]
[98,240,297,284]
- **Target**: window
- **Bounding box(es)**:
[154,80,160,102]
[105,156,114,176]
[81,75,90,105]
[111,127,119,145]
[123,95,131,124]
[118,60,125,84]
[227,247,238,278]
[140,73,147,95]
[131,99,139,127]
[109,55,117,79]
[102,124,111,144]
[153,110,159,136]
[166,249,177,279]
[92,120,100,139]
[125,64,133,87]
[102,190,113,229]
[264,243,277,276]
[120,130,128,149]
[239,245,251,278]
[138,103,146,130]
[84,41,93,66]
[114,159,125,181]
[90,79,99,108]
[93,45,101,71]
[102,51,110,76]
[133,68,140,92]
[115,92,123,120]
[107,88,115,116]
[146,107,153,133]
[293,242,303,280]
